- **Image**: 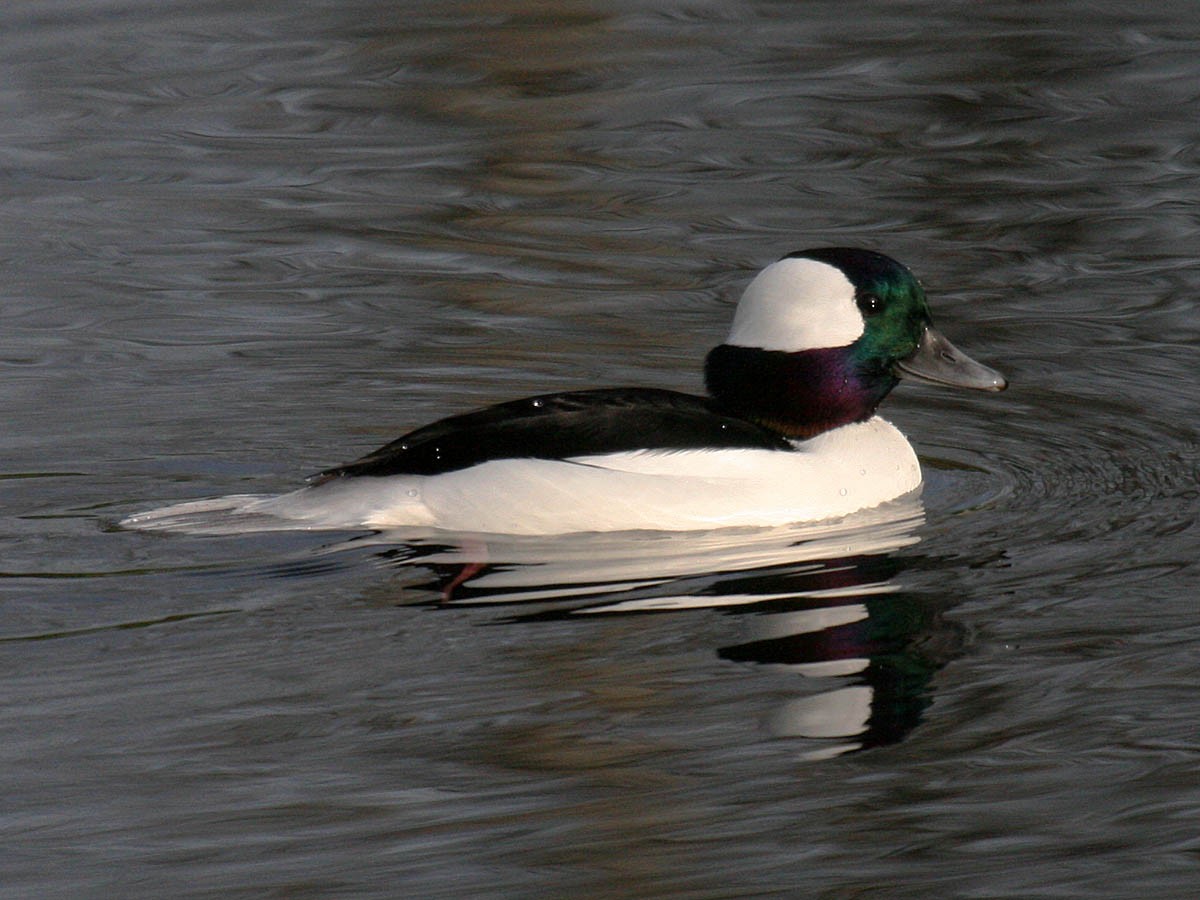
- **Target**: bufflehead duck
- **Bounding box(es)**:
[123,248,1006,536]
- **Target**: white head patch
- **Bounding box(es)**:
[725,257,865,351]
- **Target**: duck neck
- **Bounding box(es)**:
[704,344,897,440]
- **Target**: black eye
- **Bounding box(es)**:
[857,292,884,315]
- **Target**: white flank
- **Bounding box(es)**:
[726,257,865,351]
[121,417,921,536]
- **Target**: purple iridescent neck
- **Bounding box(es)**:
[704,344,898,440]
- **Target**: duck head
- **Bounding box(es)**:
[705,248,1006,439]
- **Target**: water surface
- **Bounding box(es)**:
[2,1,1199,897]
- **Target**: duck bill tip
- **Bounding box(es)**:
[895,326,1008,392]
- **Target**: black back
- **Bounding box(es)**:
[312,388,792,481]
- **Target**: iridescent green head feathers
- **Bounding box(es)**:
[705,248,1005,438]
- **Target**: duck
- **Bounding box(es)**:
[121,248,1006,536]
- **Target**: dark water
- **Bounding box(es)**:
[3,0,1199,896]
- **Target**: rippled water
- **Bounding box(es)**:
[3,1,1200,896]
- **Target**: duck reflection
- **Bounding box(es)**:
[718,584,957,756]
[371,496,963,757]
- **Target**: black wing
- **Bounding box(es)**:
[311,387,791,481]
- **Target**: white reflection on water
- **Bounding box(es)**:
[322,495,966,757]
